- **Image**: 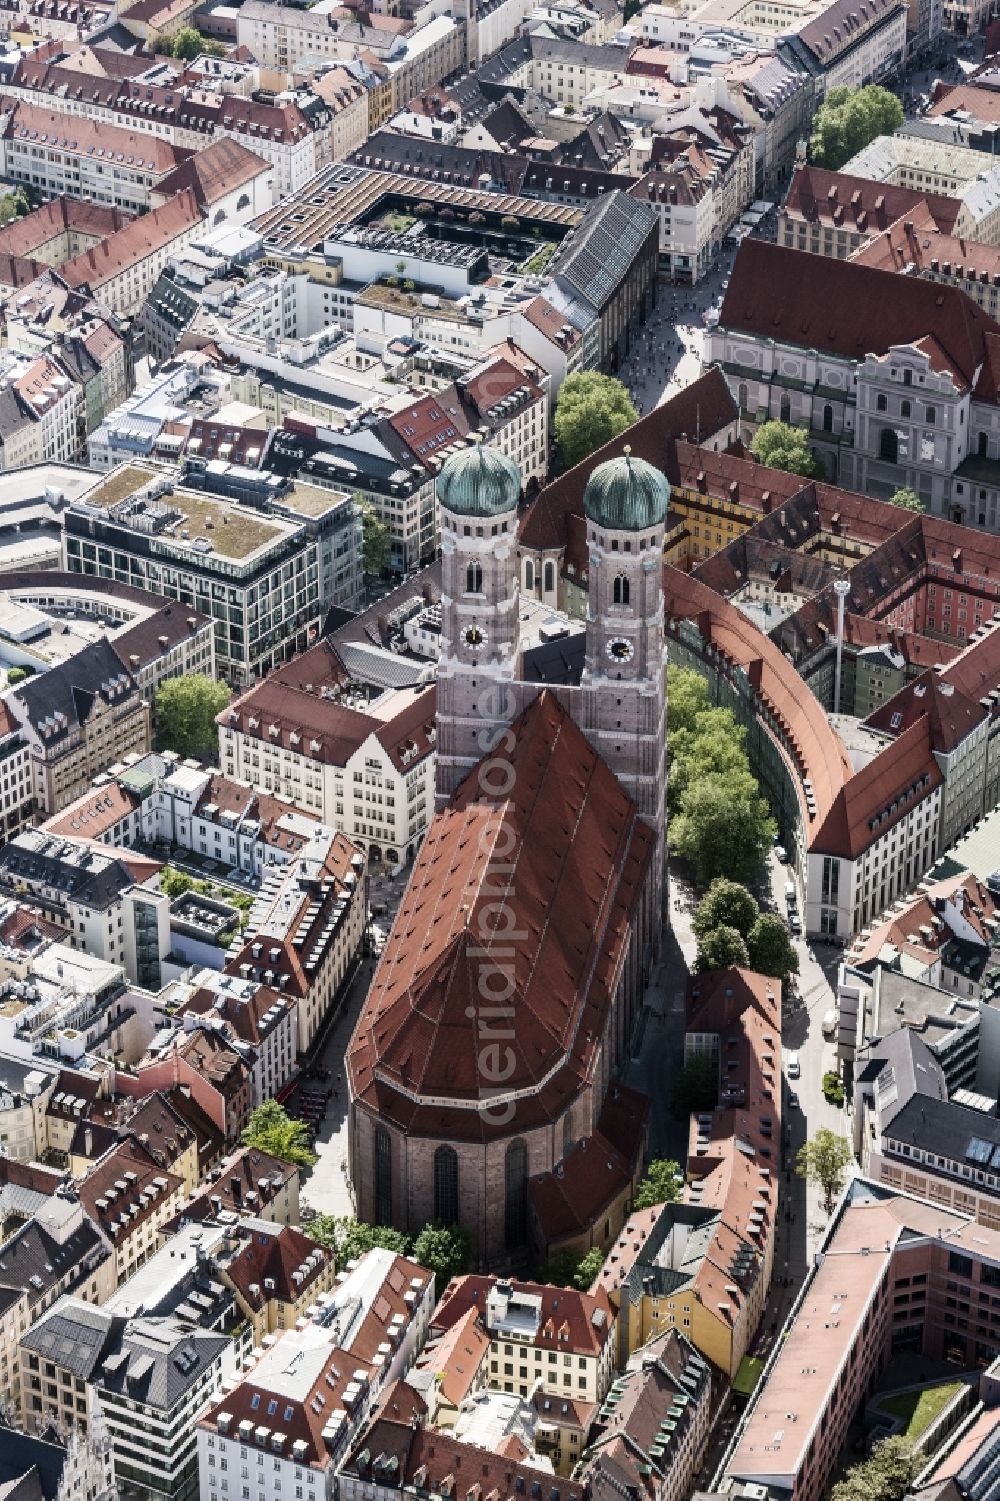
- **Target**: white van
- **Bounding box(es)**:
[786,1052,801,1079]
[784,880,797,907]
[822,1009,838,1039]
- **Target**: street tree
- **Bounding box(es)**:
[810,85,904,172]
[888,487,925,513]
[241,1101,316,1168]
[672,770,777,885]
[695,922,751,973]
[668,708,749,812]
[666,666,712,736]
[554,372,638,471]
[832,1438,921,1501]
[796,1128,854,1211]
[633,1159,683,1211]
[693,878,760,941]
[747,913,800,983]
[155,674,231,761]
[411,1223,471,1288]
[750,420,821,478]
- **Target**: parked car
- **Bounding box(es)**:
[775,844,788,863]
[787,1090,800,1109]
[786,1052,801,1079]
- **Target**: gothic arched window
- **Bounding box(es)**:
[505,1139,528,1249]
[374,1125,392,1224]
[525,560,534,591]
[466,563,483,594]
[613,574,630,606]
[544,561,555,593]
[434,1145,459,1226]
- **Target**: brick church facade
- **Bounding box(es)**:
[346,442,669,1265]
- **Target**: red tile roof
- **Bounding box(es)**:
[811,714,942,860]
[348,691,653,1141]
[225,1224,332,1311]
[433,1274,616,1357]
[60,189,200,293]
[782,164,961,236]
[152,137,269,207]
[721,240,1000,393]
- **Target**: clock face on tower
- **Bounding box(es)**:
[606,636,635,663]
[464,624,488,648]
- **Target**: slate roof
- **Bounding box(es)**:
[96,1316,228,1411]
[20,1295,119,1378]
[0,1198,109,1310]
[0,831,137,911]
[11,635,138,737]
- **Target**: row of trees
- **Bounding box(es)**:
[308,1215,472,1288]
[693,877,799,983]
[668,667,776,886]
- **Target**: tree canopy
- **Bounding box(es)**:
[159,25,226,57]
[693,878,760,941]
[154,674,231,761]
[796,1128,853,1210]
[242,1101,316,1168]
[159,866,194,900]
[750,420,821,478]
[668,709,749,813]
[308,1216,411,1260]
[0,188,31,227]
[667,669,776,885]
[544,1245,605,1290]
[672,771,776,886]
[810,85,904,172]
[831,1438,921,1501]
[888,487,925,513]
[411,1223,472,1288]
[667,665,712,736]
[358,496,392,576]
[747,913,800,983]
[695,923,750,973]
[554,372,638,471]
[633,1159,683,1212]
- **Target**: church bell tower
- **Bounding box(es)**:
[580,446,669,919]
[434,441,522,805]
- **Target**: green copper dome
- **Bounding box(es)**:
[437,442,521,518]
[583,448,670,532]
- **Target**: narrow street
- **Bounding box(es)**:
[633,849,854,1364]
[298,862,411,1221]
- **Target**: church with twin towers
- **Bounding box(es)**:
[347,440,671,1265]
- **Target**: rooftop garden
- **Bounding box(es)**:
[873,1383,964,1442]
